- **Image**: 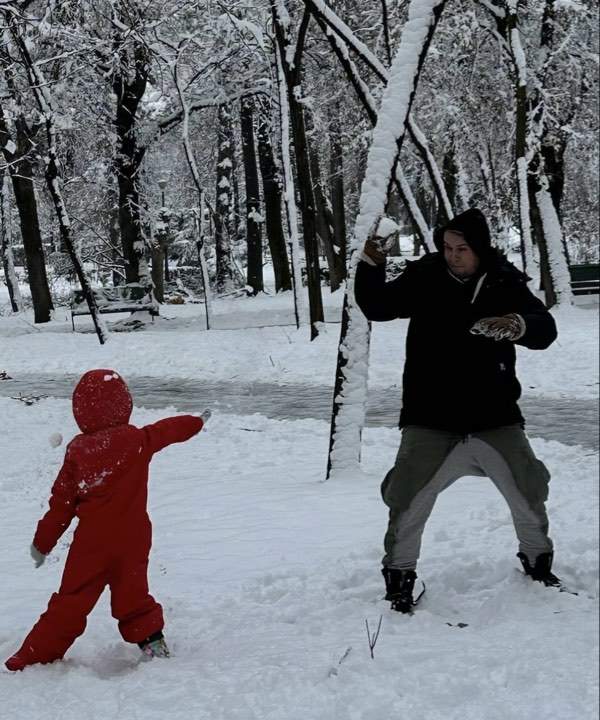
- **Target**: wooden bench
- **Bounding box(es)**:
[71,284,159,331]
[569,264,600,296]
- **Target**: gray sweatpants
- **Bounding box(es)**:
[381,425,553,570]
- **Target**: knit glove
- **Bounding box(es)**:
[200,408,212,424]
[30,544,46,568]
[470,313,526,342]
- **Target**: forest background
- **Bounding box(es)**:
[0,0,597,332]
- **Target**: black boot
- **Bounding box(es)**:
[382,567,418,613]
[517,551,562,588]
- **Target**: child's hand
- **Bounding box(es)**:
[200,408,212,424]
[30,544,46,568]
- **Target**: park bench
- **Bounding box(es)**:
[569,263,600,296]
[71,284,159,331]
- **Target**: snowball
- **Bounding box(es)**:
[49,433,63,448]
[375,216,401,239]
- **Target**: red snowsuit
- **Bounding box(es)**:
[5,369,204,671]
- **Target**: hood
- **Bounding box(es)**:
[433,208,492,263]
[72,369,133,434]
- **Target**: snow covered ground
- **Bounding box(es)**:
[0,281,598,719]
[0,283,598,399]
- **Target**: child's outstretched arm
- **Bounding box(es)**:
[142,410,210,455]
[33,457,78,556]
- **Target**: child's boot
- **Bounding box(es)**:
[139,631,170,659]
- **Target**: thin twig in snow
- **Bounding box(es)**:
[365,615,383,659]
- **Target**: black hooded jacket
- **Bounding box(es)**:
[355,209,557,434]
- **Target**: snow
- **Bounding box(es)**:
[0,402,597,717]
[0,278,598,718]
[373,216,400,239]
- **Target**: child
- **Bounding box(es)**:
[5,369,210,671]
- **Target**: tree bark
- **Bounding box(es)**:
[107,176,123,285]
[0,104,53,322]
[256,95,292,292]
[435,143,457,226]
[151,226,165,303]
[240,95,263,294]
[0,171,23,312]
[329,112,347,280]
[214,103,237,293]
[306,121,342,292]
[112,37,149,284]
[272,7,324,339]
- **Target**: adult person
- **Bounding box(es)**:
[355,208,560,613]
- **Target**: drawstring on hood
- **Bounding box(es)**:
[72,369,133,434]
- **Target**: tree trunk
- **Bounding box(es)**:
[435,142,457,225]
[307,129,341,292]
[240,95,263,295]
[12,31,110,344]
[215,103,237,293]
[151,230,165,303]
[505,0,571,304]
[196,192,212,330]
[112,40,149,284]
[9,157,53,322]
[329,113,348,282]
[0,113,53,321]
[106,174,124,285]
[326,0,448,479]
[503,3,536,274]
[272,9,324,339]
[273,39,305,326]
[288,93,325,337]
[256,95,292,293]
[231,125,242,246]
[0,172,23,312]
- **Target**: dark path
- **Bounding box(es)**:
[1,374,597,450]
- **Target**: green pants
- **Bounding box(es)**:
[381,425,553,570]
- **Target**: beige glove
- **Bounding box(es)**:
[470,314,526,342]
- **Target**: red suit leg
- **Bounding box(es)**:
[5,547,108,671]
[109,556,163,643]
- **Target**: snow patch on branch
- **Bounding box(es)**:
[351,0,442,258]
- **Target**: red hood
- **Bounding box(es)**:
[72,369,133,434]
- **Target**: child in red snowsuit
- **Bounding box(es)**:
[5,369,210,671]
